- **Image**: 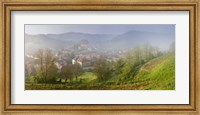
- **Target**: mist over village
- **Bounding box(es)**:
[25,24,175,90]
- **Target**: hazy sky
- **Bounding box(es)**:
[25,24,175,35]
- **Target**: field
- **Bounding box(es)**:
[25,53,175,90]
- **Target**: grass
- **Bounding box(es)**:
[77,72,97,83]
[25,53,175,90]
[132,53,175,90]
[25,72,97,90]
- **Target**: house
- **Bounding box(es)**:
[54,59,69,70]
[54,61,63,70]
[72,56,80,65]
[72,55,97,71]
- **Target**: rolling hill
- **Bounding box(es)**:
[133,53,175,90]
[124,53,175,90]
[102,53,175,90]
[25,30,174,54]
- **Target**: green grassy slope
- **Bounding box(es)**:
[91,53,175,90]
[132,53,175,90]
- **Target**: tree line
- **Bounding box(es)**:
[93,43,165,83]
[25,42,175,85]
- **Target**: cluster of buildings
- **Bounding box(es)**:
[55,48,101,71]
[72,54,100,70]
[25,46,124,78]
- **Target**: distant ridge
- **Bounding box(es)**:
[25,30,174,54]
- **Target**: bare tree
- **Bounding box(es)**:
[35,49,57,83]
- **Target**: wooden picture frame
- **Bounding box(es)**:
[0,0,199,114]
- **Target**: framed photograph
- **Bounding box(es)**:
[0,0,199,114]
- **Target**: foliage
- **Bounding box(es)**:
[93,59,112,81]
[25,44,175,90]
[113,44,163,84]
[132,53,175,90]
[33,49,58,83]
[60,64,83,82]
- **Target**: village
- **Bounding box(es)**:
[25,41,126,78]
[24,25,175,90]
